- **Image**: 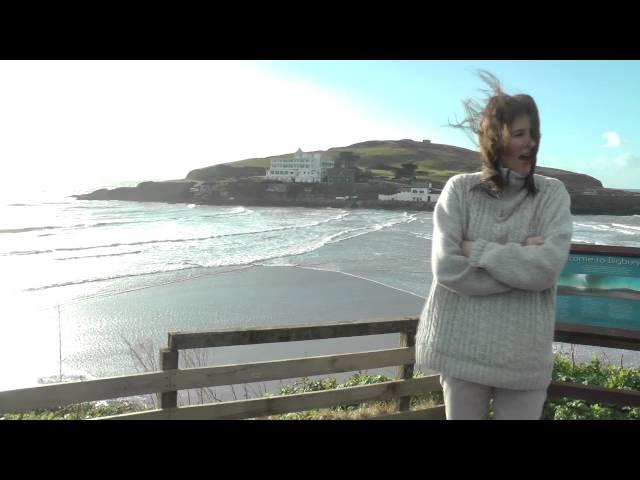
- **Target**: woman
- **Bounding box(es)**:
[415,71,573,420]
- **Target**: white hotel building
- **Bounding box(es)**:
[379,183,441,203]
[266,148,335,183]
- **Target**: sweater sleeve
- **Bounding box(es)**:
[468,180,573,292]
[431,176,513,296]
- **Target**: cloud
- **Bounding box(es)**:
[602,131,622,147]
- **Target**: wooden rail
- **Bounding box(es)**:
[548,381,640,407]
[103,376,443,420]
[167,319,419,350]
[554,323,640,352]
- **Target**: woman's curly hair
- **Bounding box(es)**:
[451,71,540,196]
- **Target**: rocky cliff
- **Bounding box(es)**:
[74,180,195,203]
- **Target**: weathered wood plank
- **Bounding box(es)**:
[570,244,640,257]
[554,322,640,351]
[160,348,178,409]
[169,318,419,350]
[102,375,442,420]
[548,381,640,407]
[396,331,416,412]
[371,405,446,420]
[0,371,172,414]
[171,348,415,390]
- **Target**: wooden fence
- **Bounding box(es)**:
[0,319,445,420]
[1,317,639,419]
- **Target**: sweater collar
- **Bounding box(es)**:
[467,168,529,194]
[500,166,527,192]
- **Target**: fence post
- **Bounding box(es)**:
[396,328,416,412]
[160,348,179,410]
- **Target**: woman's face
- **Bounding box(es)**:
[502,114,537,176]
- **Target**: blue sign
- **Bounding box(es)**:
[556,253,640,330]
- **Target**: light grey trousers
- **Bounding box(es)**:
[440,375,548,420]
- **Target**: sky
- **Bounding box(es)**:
[1,60,639,193]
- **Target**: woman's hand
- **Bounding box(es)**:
[461,240,474,257]
[525,236,545,246]
[461,236,544,257]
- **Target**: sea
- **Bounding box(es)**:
[1,181,639,395]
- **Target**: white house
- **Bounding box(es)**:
[266,148,335,183]
[379,183,441,203]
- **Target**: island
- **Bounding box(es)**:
[74,139,640,215]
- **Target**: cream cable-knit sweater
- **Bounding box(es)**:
[415,168,573,390]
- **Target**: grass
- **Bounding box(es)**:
[368,169,396,180]
[3,400,146,420]
[230,158,273,169]
[543,354,640,420]
[256,372,443,420]
[222,140,480,187]
[259,399,439,420]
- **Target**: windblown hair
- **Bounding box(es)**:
[451,71,540,196]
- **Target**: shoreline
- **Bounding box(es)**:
[2,265,639,394]
[73,187,640,215]
[0,265,427,392]
[72,194,640,216]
